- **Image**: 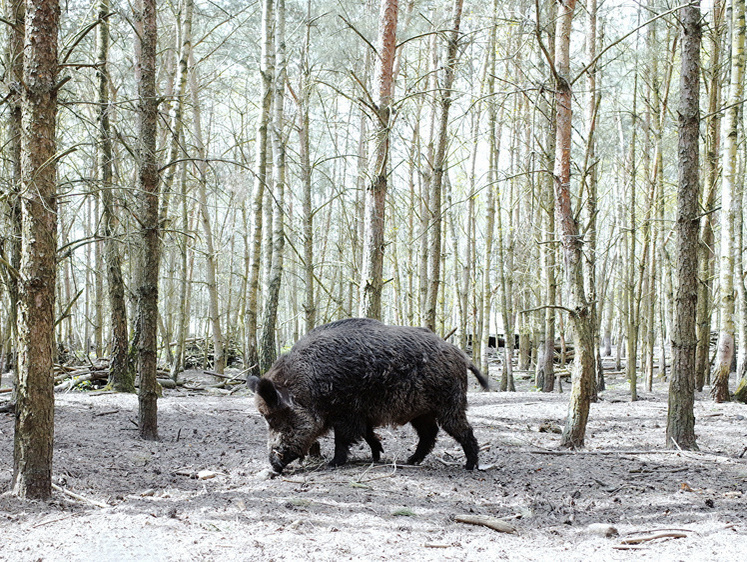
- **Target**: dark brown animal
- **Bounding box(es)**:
[248,318,489,474]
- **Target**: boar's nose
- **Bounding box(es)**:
[270,449,299,473]
[269,449,290,473]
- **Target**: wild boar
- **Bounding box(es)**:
[248,318,489,474]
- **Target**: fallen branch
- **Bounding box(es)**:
[54,371,109,393]
[203,370,247,383]
[455,514,517,534]
[51,483,109,508]
[619,531,688,545]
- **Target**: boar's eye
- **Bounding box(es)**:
[264,411,291,431]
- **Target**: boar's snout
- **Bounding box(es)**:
[269,447,299,474]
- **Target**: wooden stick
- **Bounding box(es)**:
[52,484,109,508]
[455,514,517,534]
[620,532,688,545]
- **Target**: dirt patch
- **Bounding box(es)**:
[1,369,746,561]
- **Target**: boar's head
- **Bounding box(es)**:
[248,375,319,474]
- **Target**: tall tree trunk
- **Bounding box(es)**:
[247,0,274,374]
[188,50,225,375]
[424,0,463,331]
[666,0,701,450]
[537,0,557,393]
[583,0,601,398]
[135,0,160,441]
[696,0,724,392]
[260,0,286,372]
[159,0,192,224]
[711,0,745,403]
[734,140,747,402]
[626,69,640,402]
[13,0,59,499]
[4,0,24,393]
[360,0,398,320]
[160,0,192,373]
[170,162,192,380]
[299,0,315,333]
[552,0,595,449]
[98,0,133,392]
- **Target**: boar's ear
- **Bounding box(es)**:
[247,375,261,393]
[253,377,292,411]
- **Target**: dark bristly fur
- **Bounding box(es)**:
[248,318,489,474]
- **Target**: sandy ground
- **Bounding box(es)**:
[1,366,746,561]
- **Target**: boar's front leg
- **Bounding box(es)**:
[329,418,365,467]
[407,413,439,465]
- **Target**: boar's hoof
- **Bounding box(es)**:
[406,455,423,466]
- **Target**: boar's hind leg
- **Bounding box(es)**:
[407,414,439,465]
[365,425,384,462]
[439,414,480,470]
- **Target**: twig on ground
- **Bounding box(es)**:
[619,531,689,544]
[93,410,118,417]
[455,514,517,534]
[51,483,109,508]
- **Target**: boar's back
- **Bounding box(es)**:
[267,318,474,427]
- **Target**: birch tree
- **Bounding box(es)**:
[711,0,745,403]
[247,0,274,373]
[696,0,724,391]
[259,0,287,371]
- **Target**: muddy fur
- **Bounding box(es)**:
[248,318,488,473]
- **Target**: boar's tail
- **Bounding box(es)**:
[469,364,490,391]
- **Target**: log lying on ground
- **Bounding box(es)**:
[54,370,109,392]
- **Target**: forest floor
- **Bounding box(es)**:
[1,361,746,561]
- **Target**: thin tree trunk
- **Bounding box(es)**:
[260,0,286,372]
[538,0,557,393]
[626,68,640,402]
[551,0,595,449]
[160,0,192,225]
[424,0,462,331]
[666,0,701,450]
[360,0,398,320]
[711,0,744,403]
[170,162,192,380]
[98,0,133,392]
[299,0,315,332]
[13,0,59,499]
[4,0,24,393]
[696,0,724,392]
[246,0,274,374]
[583,0,600,398]
[188,51,225,375]
[135,0,160,441]
[733,132,747,402]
